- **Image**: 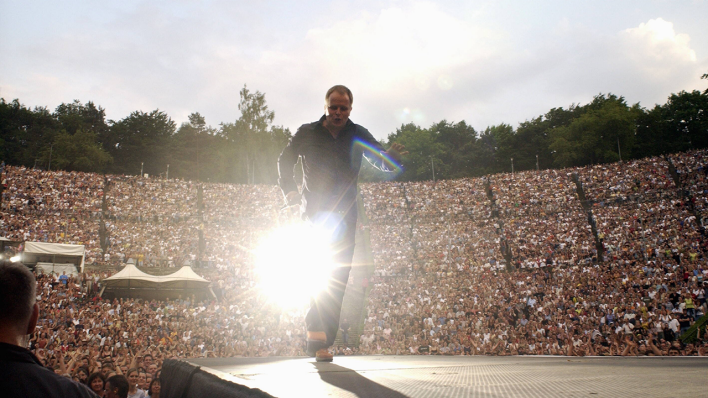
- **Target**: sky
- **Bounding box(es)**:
[1,0,707,140]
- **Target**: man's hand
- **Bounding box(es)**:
[284,191,300,207]
[383,142,408,164]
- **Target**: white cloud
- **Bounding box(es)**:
[601,18,703,106]
[622,18,696,63]
[480,16,708,125]
[599,18,704,107]
[303,3,495,80]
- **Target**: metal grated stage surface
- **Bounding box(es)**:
[190,355,708,398]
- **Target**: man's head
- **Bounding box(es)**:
[106,375,129,398]
[324,85,353,132]
[0,261,39,345]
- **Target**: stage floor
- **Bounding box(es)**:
[190,355,708,398]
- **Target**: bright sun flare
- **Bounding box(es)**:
[254,224,335,308]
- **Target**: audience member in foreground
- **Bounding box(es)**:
[0,261,97,397]
[106,374,130,398]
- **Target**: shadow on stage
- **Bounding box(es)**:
[312,362,409,398]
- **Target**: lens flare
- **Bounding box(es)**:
[352,138,404,180]
[437,74,453,90]
[254,224,335,308]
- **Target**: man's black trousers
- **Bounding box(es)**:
[305,215,356,347]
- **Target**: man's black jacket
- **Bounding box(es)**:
[0,342,97,397]
[278,116,391,223]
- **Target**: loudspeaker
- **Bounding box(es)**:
[160,359,274,398]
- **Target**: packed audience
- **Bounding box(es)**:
[358,150,708,356]
[0,148,706,397]
[24,266,308,396]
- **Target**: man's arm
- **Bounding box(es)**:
[648,332,663,356]
[277,128,303,203]
[357,126,407,172]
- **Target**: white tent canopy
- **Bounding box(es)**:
[22,241,85,272]
[101,265,213,299]
[158,266,211,288]
[103,264,210,288]
[101,264,162,288]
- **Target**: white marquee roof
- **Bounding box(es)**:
[103,264,210,289]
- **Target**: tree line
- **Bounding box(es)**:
[363,76,708,181]
[0,85,290,184]
[1,77,707,184]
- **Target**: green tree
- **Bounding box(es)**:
[170,112,231,182]
[0,99,58,168]
[431,120,478,178]
[512,105,585,172]
[473,126,498,175]
[633,104,669,157]
[384,123,445,181]
[54,100,109,137]
[549,94,641,167]
[221,85,288,184]
[514,118,551,172]
[45,129,112,172]
[660,90,708,151]
[108,110,176,176]
[482,123,516,173]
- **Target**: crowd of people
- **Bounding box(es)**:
[358,150,708,356]
[0,166,285,271]
[0,149,707,397]
[22,265,308,396]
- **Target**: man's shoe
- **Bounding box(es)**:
[315,348,333,362]
[306,331,328,357]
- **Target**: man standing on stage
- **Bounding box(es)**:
[278,85,406,362]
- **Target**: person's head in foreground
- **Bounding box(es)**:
[0,261,39,347]
[106,375,129,398]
